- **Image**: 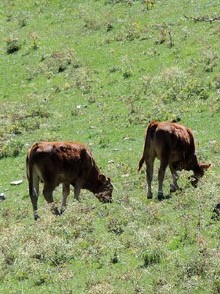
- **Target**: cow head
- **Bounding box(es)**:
[95,174,113,203]
[189,163,211,187]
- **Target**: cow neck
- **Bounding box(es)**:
[188,154,203,176]
[85,161,101,193]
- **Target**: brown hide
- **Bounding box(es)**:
[139,121,211,199]
[26,142,113,220]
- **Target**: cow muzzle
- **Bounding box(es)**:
[188,175,199,188]
[95,191,112,203]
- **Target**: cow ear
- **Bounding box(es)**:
[201,163,211,170]
[98,174,107,183]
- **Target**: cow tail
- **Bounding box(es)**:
[185,128,197,166]
[187,129,196,155]
[26,151,39,220]
[138,121,158,172]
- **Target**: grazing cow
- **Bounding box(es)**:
[26,142,113,220]
[138,121,211,200]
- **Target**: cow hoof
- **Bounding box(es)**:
[170,184,177,193]
[52,207,60,216]
[147,192,153,199]
[60,207,66,215]
[34,214,40,221]
[157,192,165,201]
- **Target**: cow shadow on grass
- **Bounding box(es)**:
[157,194,172,201]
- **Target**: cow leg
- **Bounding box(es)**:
[60,184,70,214]
[158,159,168,200]
[146,158,154,199]
[74,184,81,201]
[169,164,180,193]
[43,183,60,216]
[74,179,84,201]
[170,172,180,192]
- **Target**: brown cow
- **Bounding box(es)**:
[138,121,211,200]
[26,142,113,220]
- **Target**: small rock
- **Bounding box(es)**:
[10,180,23,185]
[76,105,87,109]
[0,193,5,201]
[121,173,129,178]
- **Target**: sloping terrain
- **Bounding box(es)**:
[0,1,219,293]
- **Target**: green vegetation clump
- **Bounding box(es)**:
[6,37,21,54]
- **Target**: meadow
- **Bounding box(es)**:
[0,0,219,293]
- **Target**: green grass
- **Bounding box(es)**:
[0,0,220,293]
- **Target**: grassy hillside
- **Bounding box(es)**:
[0,0,219,293]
